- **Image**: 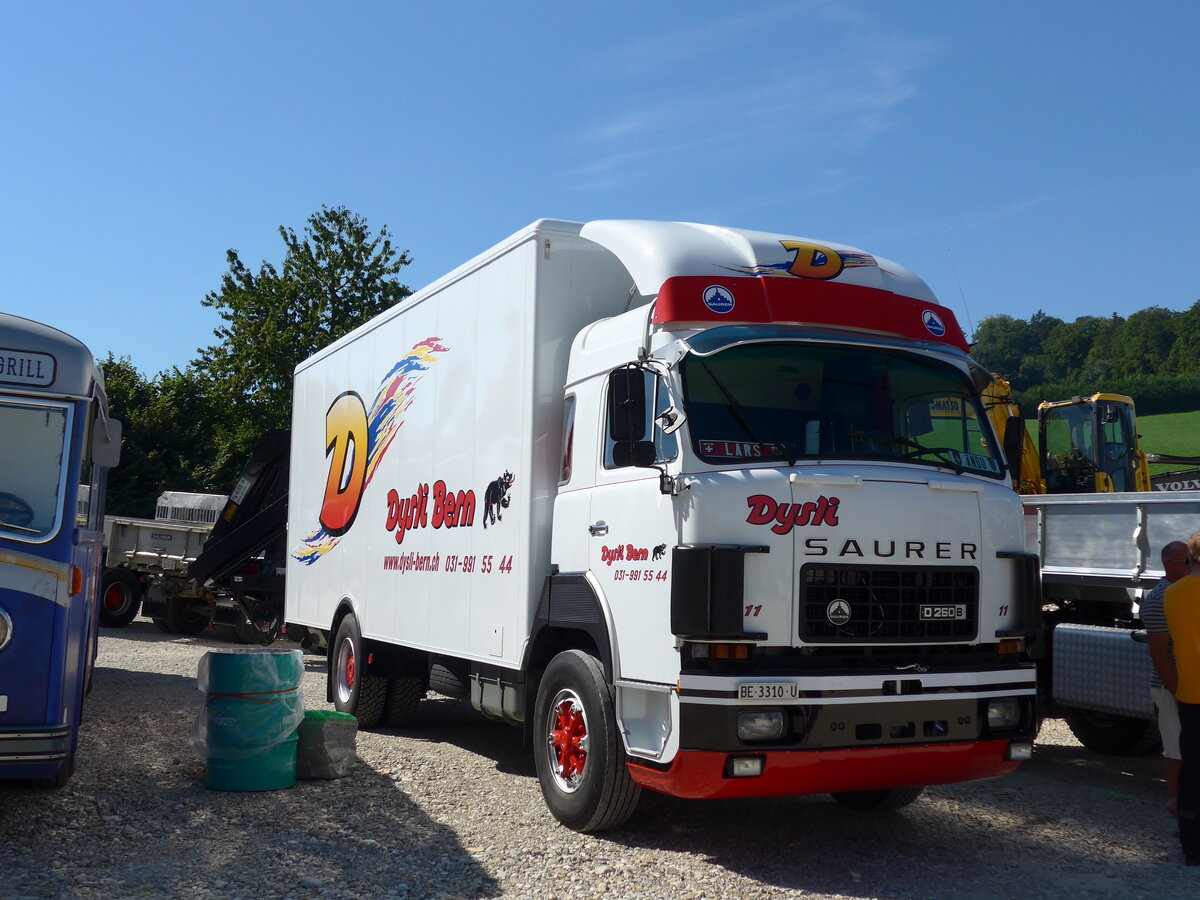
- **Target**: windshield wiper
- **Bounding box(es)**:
[846,430,967,474]
[699,361,797,465]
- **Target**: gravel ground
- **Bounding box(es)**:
[2,621,1197,900]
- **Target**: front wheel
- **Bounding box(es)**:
[98,569,143,628]
[332,613,387,728]
[533,650,641,832]
[1063,708,1161,755]
[831,786,924,811]
[163,597,208,635]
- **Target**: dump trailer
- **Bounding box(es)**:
[1025,490,1200,754]
[285,218,1040,832]
[99,492,226,631]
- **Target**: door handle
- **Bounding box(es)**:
[589,521,609,536]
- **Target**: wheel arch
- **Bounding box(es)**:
[524,574,615,683]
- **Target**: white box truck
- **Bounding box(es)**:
[285,219,1039,831]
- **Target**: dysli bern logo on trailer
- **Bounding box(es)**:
[921,309,946,337]
[702,285,735,314]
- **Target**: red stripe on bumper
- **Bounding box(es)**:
[626,740,1022,800]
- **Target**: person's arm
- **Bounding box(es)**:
[1148,632,1178,694]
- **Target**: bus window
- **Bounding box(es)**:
[0,398,71,540]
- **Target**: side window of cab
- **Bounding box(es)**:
[604,370,677,469]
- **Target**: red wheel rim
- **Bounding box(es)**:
[547,689,589,791]
[102,584,127,614]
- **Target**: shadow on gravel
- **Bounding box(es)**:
[0,660,499,899]
[370,696,534,778]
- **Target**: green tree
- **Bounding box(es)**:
[196,205,413,460]
[970,314,1041,384]
[1113,307,1179,377]
[100,357,225,515]
[1167,300,1200,375]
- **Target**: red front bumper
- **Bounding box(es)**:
[626,739,1022,800]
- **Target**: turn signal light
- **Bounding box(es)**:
[710,644,750,660]
[70,566,83,597]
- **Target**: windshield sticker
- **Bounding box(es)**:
[702,285,735,314]
[700,440,787,459]
[949,450,1000,473]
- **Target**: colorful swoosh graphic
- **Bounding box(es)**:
[720,251,876,278]
[292,336,449,565]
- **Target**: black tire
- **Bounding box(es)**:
[831,786,924,811]
[98,568,142,628]
[380,677,425,727]
[1063,708,1161,755]
[163,597,208,635]
[532,650,641,832]
[332,614,387,728]
[152,617,174,634]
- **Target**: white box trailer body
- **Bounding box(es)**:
[287,221,634,667]
[286,219,1039,831]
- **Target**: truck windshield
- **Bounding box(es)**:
[678,341,1004,478]
[0,398,71,540]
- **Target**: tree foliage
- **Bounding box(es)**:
[102,206,412,511]
[971,302,1200,415]
[196,205,411,474]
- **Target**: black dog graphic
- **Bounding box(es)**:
[483,471,515,528]
[652,543,667,561]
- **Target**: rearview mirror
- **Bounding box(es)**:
[608,367,647,443]
[93,417,122,468]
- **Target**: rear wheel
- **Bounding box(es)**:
[332,614,387,728]
[163,597,208,635]
[380,677,425,727]
[98,569,142,628]
[831,786,924,811]
[533,650,641,832]
[1063,708,1161,755]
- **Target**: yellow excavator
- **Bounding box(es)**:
[983,378,1150,495]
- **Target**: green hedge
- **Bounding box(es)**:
[1015,375,1200,415]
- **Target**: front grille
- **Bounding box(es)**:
[800,564,978,642]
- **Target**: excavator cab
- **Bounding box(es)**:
[1037,394,1149,494]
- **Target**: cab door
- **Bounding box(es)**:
[587,368,680,685]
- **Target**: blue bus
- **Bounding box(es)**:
[0,313,121,785]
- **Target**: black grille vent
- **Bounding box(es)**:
[800,564,978,642]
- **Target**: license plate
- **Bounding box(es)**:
[738,682,800,701]
[919,604,967,620]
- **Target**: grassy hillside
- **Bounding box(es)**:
[1135,409,1200,474]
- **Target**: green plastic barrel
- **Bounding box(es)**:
[201,649,305,792]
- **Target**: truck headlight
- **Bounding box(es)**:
[987,698,1021,730]
[737,709,785,740]
[0,608,11,651]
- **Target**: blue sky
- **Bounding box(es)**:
[3,2,1198,376]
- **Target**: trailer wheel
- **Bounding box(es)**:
[98,568,142,628]
[533,650,641,832]
[332,614,387,728]
[831,786,924,812]
[163,597,208,635]
[380,677,425,727]
[1063,709,1161,756]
